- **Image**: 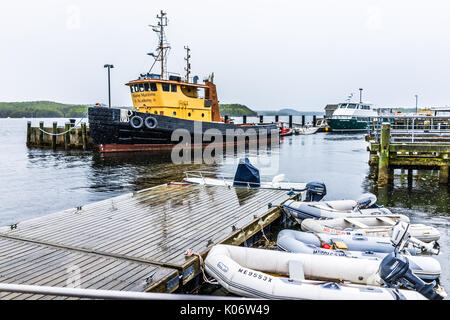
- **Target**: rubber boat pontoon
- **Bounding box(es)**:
[205,244,443,300]
[283,192,392,222]
[300,215,440,243]
[277,229,441,281]
[183,158,307,192]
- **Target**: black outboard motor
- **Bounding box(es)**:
[379,252,444,300]
[304,182,326,202]
[233,158,261,188]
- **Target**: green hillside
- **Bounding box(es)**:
[0,101,89,118]
[219,104,257,117]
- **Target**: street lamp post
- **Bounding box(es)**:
[104,64,114,108]
[415,94,418,114]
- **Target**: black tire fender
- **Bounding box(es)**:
[144,116,158,129]
[130,115,144,129]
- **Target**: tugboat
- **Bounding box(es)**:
[88,11,278,152]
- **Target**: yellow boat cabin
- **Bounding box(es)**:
[126,74,221,123]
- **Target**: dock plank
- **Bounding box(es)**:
[0,184,293,298]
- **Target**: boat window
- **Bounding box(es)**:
[171,84,177,92]
[339,104,347,108]
[173,111,176,116]
[130,86,134,93]
[347,104,357,109]
[201,113,205,118]
[162,83,170,92]
[150,83,157,91]
[188,112,191,117]
[144,83,149,91]
[361,105,370,110]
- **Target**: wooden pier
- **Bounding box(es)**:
[26,121,95,151]
[367,122,450,186]
[0,183,296,299]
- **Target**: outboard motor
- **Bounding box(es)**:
[233,158,261,188]
[379,252,444,300]
[304,182,326,202]
[355,193,377,209]
[378,221,445,300]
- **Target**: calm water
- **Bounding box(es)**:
[0,117,449,295]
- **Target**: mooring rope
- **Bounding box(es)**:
[184,249,219,285]
[38,111,88,136]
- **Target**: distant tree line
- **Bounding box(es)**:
[0,101,89,118]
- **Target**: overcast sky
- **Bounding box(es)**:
[1,0,449,111]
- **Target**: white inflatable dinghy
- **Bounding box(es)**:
[277,229,441,281]
[205,244,427,300]
[300,215,440,242]
[283,193,392,222]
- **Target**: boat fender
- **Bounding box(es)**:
[130,115,144,129]
[144,116,158,129]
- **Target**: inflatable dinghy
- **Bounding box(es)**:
[183,158,307,191]
[283,193,392,222]
[300,215,440,243]
[276,228,439,256]
[205,244,428,300]
[277,229,441,281]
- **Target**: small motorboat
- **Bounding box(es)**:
[283,193,392,222]
[277,229,441,281]
[280,126,294,136]
[295,126,319,135]
[205,244,440,300]
[300,215,441,243]
[183,157,307,192]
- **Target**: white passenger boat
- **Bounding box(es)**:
[204,244,428,300]
[183,158,307,192]
[283,193,392,222]
[277,229,441,281]
[300,215,440,242]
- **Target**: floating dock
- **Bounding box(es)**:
[0,183,296,299]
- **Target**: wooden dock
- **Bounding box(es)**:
[367,122,450,186]
[0,183,296,299]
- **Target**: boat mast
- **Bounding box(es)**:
[184,45,191,82]
[149,10,169,79]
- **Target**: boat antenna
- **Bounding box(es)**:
[148,10,170,79]
[184,45,191,82]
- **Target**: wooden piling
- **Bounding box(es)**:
[64,122,70,150]
[288,115,293,128]
[26,121,32,147]
[259,115,264,123]
[275,115,279,123]
[39,121,44,146]
[312,115,317,127]
[52,121,57,150]
[81,123,87,151]
[378,122,391,186]
[302,115,305,127]
[440,154,449,184]
[242,115,247,124]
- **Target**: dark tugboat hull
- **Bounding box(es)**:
[88,107,279,152]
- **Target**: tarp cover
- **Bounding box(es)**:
[233,158,260,188]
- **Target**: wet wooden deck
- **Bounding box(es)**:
[0,183,294,299]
